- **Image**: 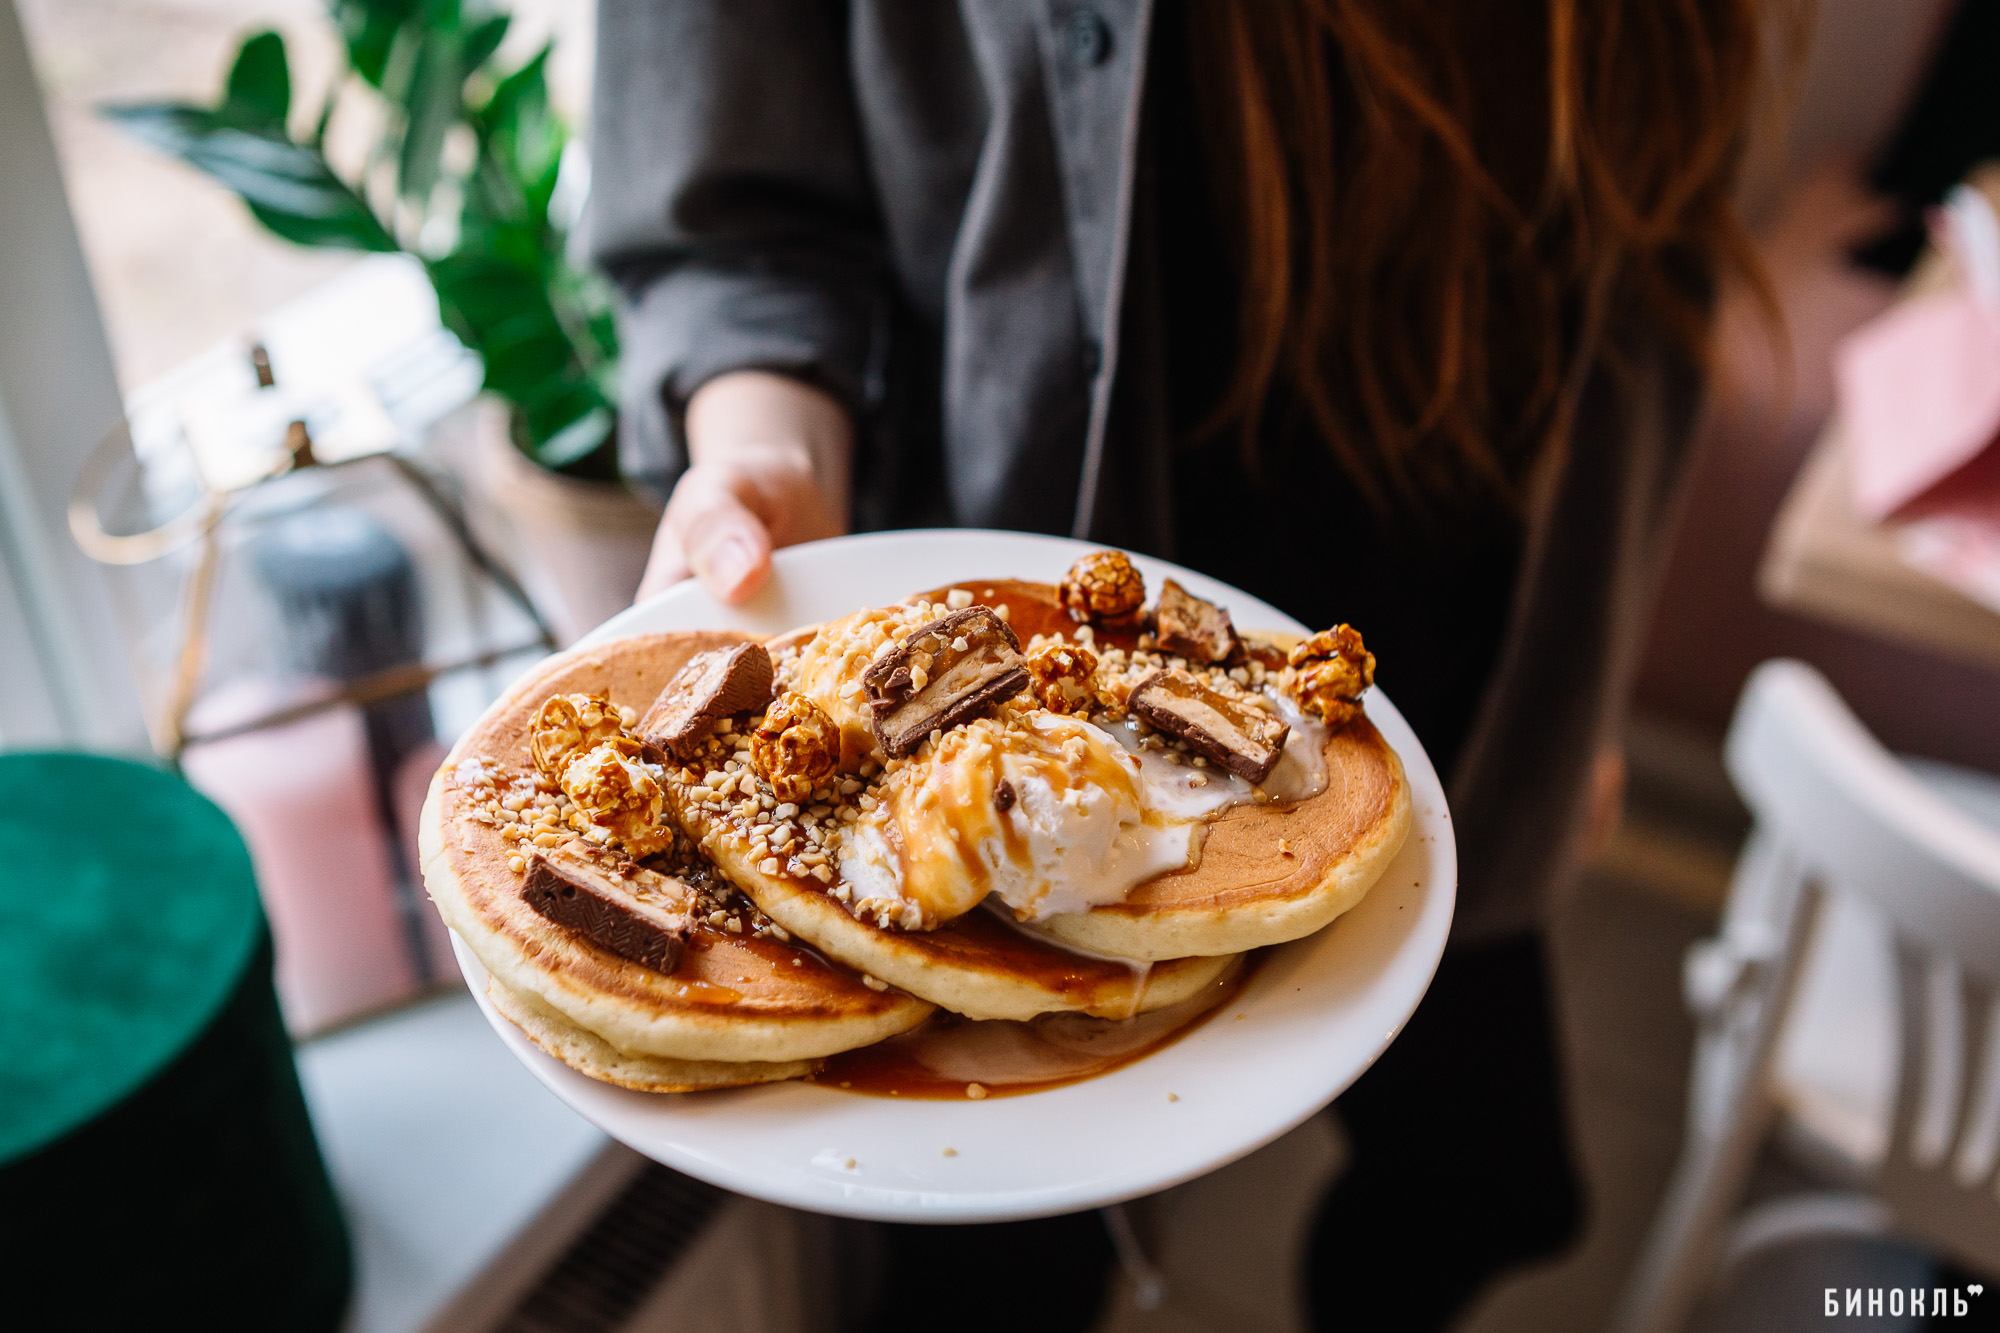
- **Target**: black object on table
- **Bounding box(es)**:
[252,503,439,982]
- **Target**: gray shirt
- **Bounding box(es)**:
[587,0,1705,940]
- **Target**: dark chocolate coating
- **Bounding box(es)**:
[639,641,774,759]
[522,852,691,974]
[1128,668,1290,784]
[1154,579,1238,664]
[862,607,1028,756]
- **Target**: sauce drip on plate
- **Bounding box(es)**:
[813,952,1254,1099]
[914,580,1136,652]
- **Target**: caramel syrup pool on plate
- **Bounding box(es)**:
[918,579,1135,653]
[813,952,1256,1099]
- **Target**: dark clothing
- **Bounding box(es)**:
[1146,1,1523,778]
[1857,0,2000,276]
[586,3,1649,1326]
[865,1211,1117,1333]
[588,0,1707,942]
[1307,933,1583,1331]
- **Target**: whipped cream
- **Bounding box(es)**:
[837,712,1198,928]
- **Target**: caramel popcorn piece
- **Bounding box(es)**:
[1060,549,1145,627]
[751,691,840,803]
[559,737,673,857]
[1281,625,1375,728]
[530,692,625,778]
[1025,642,1099,714]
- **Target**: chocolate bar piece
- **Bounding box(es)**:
[522,847,692,974]
[863,606,1028,756]
[639,642,774,760]
[1154,579,1238,664]
[1128,668,1291,784]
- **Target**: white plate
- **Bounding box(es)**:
[453,529,1456,1222]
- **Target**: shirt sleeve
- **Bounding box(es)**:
[587,0,889,500]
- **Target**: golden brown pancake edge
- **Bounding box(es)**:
[485,976,812,1092]
[1039,718,1414,960]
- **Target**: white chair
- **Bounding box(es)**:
[1612,660,2000,1333]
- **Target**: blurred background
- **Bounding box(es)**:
[4,1,2000,1330]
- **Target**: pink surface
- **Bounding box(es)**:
[1837,289,2000,522]
[1836,193,2000,616]
[393,738,459,979]
[182,683,418,1033]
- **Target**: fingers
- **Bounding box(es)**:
[659,464,774,604]
[635,518,690,603]
[634,369,856,610]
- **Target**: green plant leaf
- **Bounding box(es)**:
[378,7,502,215]
[427,244,615,467]
[390,25,459,207]
[531,405,613,469]
[476,44,550,135]
[224,31,290,128]
[462,14,509,74]
[430,253,566,388]
[332,0,418,87]
[103,104,395,251]
[468,45,561,226]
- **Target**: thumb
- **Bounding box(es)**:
[635,521,690,604]
[667,469,774,604]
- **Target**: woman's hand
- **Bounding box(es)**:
[637,371,853,604]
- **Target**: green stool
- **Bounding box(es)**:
[0,752,351,1330]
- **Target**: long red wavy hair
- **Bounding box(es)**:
[1184,0,1801,514]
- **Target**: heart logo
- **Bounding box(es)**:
[1973,1284,1986,1296]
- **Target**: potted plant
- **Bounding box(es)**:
[106,0,657,640]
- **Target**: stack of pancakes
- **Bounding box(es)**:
[419,582,1411,1094]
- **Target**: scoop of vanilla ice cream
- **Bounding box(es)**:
[837,712,1198,929]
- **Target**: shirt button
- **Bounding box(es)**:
[1066,9,1112,68]
[1081,339,1103,378]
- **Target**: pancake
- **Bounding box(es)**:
[1035,713,1411,959]
[485,977,810,1092]
[673,790,1242,1022]
[419,632,933,1078]
[476,631,1241,1023]
[432,561,1409,1067]
[788,578,1413,962]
